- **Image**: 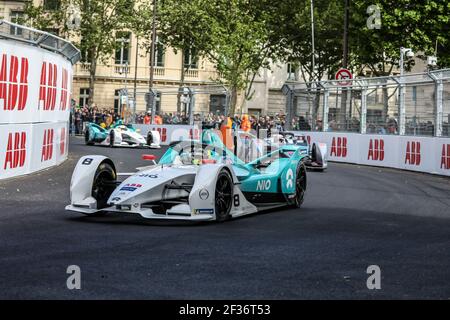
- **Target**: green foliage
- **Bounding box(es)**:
[156,0,285,114]
[24,0,137,105]
[350,0,450,74]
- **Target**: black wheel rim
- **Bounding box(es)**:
[85,130,89,143]
[110,132,114,146]
[295,168,306,206]
[92,171,115,208]
[215,173,232,218]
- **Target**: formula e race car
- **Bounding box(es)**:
[235,130,327,171]
[84,122,161,148]
[66,130,307,222]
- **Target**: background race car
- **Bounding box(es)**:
[235,130,327,171]
[84,122,160,148]
[67,130,308,222]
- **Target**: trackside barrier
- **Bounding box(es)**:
[135,124,203,145]
[136,124,450,177]
[0,21,80,180]
[292,131,450,177]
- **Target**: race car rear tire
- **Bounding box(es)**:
[146,131,153,146]
[215,170,233,222]
[91,162,117,211]
[109,131,115,147]
[292,163,307,208]
[84,130,94,145]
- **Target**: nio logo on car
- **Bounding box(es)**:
[111,197,121,202]
[3,132,26,170]
[441,144,450,170]
[367,139,384,161]
[139,173,158,178]
[199,188,209,200]
[405,141,421,165]
[256,179,271,191]
[286,168,294,189]
[0,54,29,111]
[330,137,347,158]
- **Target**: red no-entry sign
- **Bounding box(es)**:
[335,68,353,86]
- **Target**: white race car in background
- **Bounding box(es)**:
[85,122,161,148]
[235,130,328,171]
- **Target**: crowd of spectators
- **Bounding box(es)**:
[71,104,416,136]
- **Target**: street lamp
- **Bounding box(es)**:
[400,47,414,76]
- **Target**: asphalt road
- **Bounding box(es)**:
[0,136,449,299]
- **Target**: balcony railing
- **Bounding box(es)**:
[0,19,80,64]
[185,69,199,78]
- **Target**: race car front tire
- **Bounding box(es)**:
[215,170,233,222]
[84,130,94,145]
[146,131,153,146]
[292,163,307,208]
[109,131,115,147]
[91,162,117,212]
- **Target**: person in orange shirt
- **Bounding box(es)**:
[220,116,234,151]
[154,114,163,125]
[144,112,151,125]
[240,114,251,132]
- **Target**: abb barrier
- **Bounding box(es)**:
[0,21,79,180]
[136,124,450,177]
[293,131,450,177]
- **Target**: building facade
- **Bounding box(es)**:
[1,0,296,118]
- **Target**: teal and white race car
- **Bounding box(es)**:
[84,121,160,148]
[66,130,307,222]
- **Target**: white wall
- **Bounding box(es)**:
[0,39,73,180]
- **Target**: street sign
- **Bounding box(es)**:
[335,68,353,86]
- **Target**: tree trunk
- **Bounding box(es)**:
[228,86,238,117]
[177,51,186,114]
[88,53,97,107]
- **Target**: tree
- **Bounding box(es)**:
[350,0,450,118]
[157,0,284,116]
[275,0,346,126]
[24,0,136,106]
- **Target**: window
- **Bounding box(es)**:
[44,0,61,11]
[184,49,198,69]
[151,39,165,67]
[287,63,297,80]
[79,88,90,107]
[115,32,131,65]
[9,11,23,36]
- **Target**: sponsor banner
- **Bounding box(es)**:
[135,124,201,145]
[292,131,450,177]
[0,121,68,180]
[0,40,73,124]
[0,124,32,180]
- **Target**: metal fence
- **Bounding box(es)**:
[282,69,450,137]
[0,20,81,65]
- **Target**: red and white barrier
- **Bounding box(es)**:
[135,124,202,145]
[135,124,450,177]
[0,38,73,180]
[294,131,450,177]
